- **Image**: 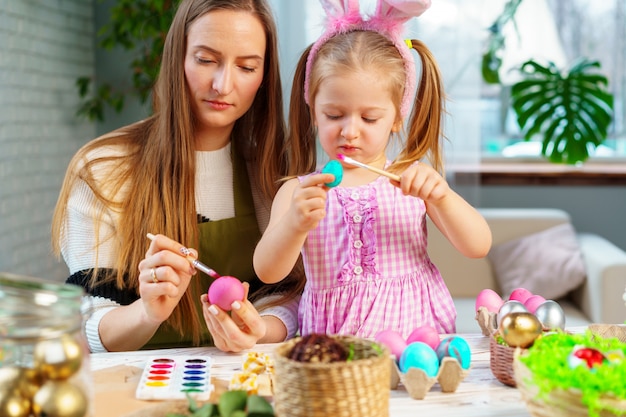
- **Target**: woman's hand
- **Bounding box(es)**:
[137,233,197,325]
[201,282,268,352]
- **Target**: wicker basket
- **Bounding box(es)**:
[588,324,626,343]
[514,355,626,417]
[489,335,525,387]
[273,335,390,417]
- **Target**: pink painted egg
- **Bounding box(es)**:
[374,329,407,359]
[475,288,504,313]
[207,276,245,311]
[523,294,546,313]
[406,325,440,350]
[508,287,534,304]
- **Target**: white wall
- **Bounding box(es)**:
[0,0,95,281]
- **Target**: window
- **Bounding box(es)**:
[480,0,625,161]
[289,0,625,169]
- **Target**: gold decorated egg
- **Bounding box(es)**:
[0,389,30,417]
[0,366,42,398]
[0,366,43,400]
[17,367,44,399]
[32,380,88,417]
[0,367,32,417]
[498,312,542,348]
[34,334,83,380]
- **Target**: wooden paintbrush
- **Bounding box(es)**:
[337,154,401,182]
[146,233,220,278]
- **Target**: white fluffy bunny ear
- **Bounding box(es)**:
[319,0,361,20]
[375,0,431,23]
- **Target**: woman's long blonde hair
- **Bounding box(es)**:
[52,0,303,344]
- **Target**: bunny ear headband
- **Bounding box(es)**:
[304,0,432,118]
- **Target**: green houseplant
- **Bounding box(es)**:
[76,0,179,121]
[510,58,614,164]
[481,0,615,165]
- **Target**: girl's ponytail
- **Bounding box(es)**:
[287,44,318,175]
[392,39,446,174]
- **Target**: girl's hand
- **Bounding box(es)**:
[397,163,451,203]
[137,234,197,325]
[286,173,335,233]
[201,283,267,352]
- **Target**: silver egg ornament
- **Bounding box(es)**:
[534,300,565,330]
[496,300,528,329]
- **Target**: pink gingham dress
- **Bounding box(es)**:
[298,173,456,339]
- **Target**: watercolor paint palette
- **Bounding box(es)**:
[135,356,214,401]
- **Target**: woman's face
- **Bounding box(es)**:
[184,10,266,145]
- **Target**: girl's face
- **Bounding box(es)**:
[185,10,266,147]
[314,69,402,170]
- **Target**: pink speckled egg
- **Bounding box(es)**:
[475,288,504,313]
[406,325,440,350]
[523,294,546,313]
[207,276,245,311]
[374,329,407,359]
[508,287,534,304]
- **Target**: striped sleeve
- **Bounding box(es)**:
[255,295,300,340]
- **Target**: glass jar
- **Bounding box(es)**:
[0,272,92,417]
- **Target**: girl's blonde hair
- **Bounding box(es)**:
[52,0,303,345]
[288,30,446,175]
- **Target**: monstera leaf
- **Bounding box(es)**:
[510,58,614,164]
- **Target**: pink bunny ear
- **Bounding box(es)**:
[319,0,362,33]
[375,0,432,19]
[319,0,360,17]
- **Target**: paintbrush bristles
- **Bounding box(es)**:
[336,154,401,181]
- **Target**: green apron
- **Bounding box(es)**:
[144,147,262,349]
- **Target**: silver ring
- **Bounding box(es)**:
[151,267,159,283]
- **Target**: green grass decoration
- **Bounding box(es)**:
[518,331,626,417]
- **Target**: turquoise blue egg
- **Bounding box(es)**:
[321,160,343,187]
[435,336,471,369]
[399,341,439,377]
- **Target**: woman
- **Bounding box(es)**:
[51,0,305,353]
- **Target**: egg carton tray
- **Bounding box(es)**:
[475,306,497,336]
[389,356,470,400]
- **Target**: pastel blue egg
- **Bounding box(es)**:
[321,160,343,187]
[399,341,439,377]
[435,336,471,369]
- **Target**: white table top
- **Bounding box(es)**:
[89,330,565,417]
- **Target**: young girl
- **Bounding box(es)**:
[254,0,492,338]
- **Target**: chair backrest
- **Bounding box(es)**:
[427,208,570,297]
